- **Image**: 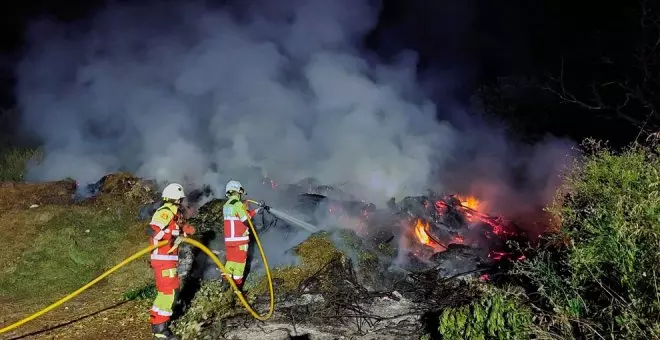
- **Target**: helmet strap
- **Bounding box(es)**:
[226,190,241,198]
[163,198,181,204]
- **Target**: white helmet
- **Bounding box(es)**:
[162,183,186,200]
[225,180,245,196]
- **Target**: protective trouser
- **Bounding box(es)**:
[150,263,179,325]
[224,243,248,285]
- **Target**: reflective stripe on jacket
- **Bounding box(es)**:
[149,202,182,263]
[222,195,257,247]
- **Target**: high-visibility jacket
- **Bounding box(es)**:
[223,195,258,247]
[149,202,183,265]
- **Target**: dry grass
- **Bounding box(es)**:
[0,156,160,338]
[251,232,343,296]
[0,179,76,211]
[0,173,156,305]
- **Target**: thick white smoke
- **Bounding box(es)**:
[15,0,459,205]
[15,0,574,216]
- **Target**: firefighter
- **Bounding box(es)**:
[222,180,269,289]
[148,183,195,340]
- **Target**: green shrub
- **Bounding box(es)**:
[516,141,660,338]
[124,283,157,301]
[172,280,237,340]
[0,148,41,181]
[433,286,533,340]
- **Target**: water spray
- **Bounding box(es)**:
[247,200,319,233]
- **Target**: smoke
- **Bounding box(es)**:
[15,0,574,218]
[15,0,456,206]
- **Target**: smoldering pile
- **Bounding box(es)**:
[77,172,529,290]
[71,173,533,338]
[204,178,528,273]
[163,179,534,339]
[125,176,531,288]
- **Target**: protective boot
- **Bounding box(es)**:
[152,322,180,340]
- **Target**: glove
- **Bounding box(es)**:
[182,224,195,236]
[168,236,184,254]
[258,200,270,212]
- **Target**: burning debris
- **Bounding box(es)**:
[281,186,528,278]
[70,173,529,287]
[124,177,529,285]
[65,174,536,339]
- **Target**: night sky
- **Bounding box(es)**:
[0,0,657,148]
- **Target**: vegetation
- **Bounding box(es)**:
[249,231,343,295]
[0,202,152,301]
[123,283,157,301]
[515,141,660,339]
[172,280,238,340]
[0,165,156,305]
[421,285,533,340]
[0,147,40,181]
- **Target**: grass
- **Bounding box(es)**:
[0,148,41,181]
[0,202,151,302]
[123,283,157,301]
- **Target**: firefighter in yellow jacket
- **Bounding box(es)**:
[148,183,195,340]
[222,180,268,289]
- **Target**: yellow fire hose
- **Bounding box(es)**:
[0,206,275,335]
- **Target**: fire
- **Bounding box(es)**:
[456,195,480,210]
[413,219,445,252]
[414,219,431,245]
[410,194,520,264]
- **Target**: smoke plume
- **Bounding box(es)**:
[15,0,574,215]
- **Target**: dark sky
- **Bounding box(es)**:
[0,0,653,146]
[0,0,538,106]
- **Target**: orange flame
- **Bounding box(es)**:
[456,195,480,210]
[413,219,445,252]
[414,219,431,245]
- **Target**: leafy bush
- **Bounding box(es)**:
[425,285,533,340]
[516,141,660,338]
[172,280,237,340]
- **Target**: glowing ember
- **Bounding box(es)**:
[452,234,465,244]
[488,251,509,261]
[406,194,523,264]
